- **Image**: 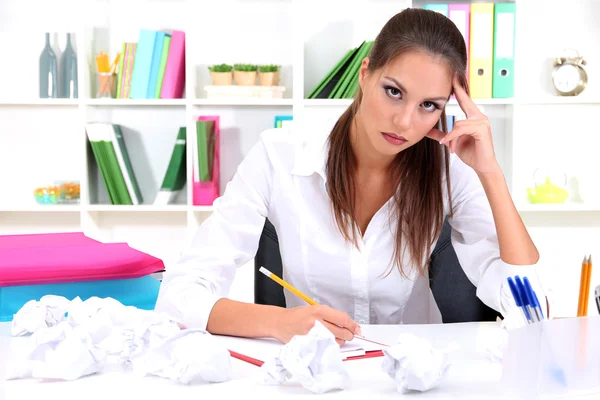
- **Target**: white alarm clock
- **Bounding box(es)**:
[552,49,587,96]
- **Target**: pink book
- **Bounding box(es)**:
[448,4,470,79]
[160,30,185,99]
[0,236,164,287]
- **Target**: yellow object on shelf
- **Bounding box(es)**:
[527,177,569,204]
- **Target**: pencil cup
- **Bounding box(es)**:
[500,316,600,399]
[96,72,117,98]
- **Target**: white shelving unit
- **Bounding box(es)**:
[1,0,600,315]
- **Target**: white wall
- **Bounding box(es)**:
[0,0,599,318]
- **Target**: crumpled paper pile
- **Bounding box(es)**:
[260,320,349,394]
[6,295,232,384]
[382,334,453,393]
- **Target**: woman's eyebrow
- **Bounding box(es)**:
[384,76,448,102]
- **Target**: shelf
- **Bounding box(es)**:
[191,205,215,212]
[516,96,600,105]
[191,98,293,106]
[0,205,82,212]
[87,205,189,212]
[303,99,353,107]
[303,98,515,107]
[84,99,187,106]
[0,99,80,106]
[517,203,600,212]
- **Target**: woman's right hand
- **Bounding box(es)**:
[272,305,361,346]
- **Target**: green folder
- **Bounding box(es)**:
[492,2,516,98]
[307,47,357,99]
[341,41,373,98]
[196,120,215,182]
[329,41,367,99]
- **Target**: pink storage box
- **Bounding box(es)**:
[193,115,220,205]
[0,232,164,321]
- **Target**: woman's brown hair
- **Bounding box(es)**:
[326,8,469,278]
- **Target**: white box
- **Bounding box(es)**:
[203,85,286,99]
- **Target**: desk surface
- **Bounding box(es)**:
[0,321,596,400]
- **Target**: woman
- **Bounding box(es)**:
[155,8,541,345]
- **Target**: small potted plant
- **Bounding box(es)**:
[258,64,280,86]
[208,64,233,85]
[233,64,257,86]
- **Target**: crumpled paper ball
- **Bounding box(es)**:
[6,296,232,384]
[11,295,70,336]
[381,333,452,393]
[261,320,349,394]
[131,329,232,384]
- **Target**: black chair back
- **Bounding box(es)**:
[254,218,501,323]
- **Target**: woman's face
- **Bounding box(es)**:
[356,51,453,157]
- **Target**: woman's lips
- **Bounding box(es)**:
[381,132,407,146]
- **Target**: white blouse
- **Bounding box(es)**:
[154,121,546,330]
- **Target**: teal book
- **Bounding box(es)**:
[423,4,448,16]
[147,31,167,98]
[129,29,159,99]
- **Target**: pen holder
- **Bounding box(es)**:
[500,316,600,399]
[96,72,117,98]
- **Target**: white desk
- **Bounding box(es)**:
[0,321,596,400]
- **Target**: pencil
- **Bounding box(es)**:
[228,350,264,367]
[259,266,317,306]
[583,255,592,316]
[577,255,588,317]
[258,266,389,346]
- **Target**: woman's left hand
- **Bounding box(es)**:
[427,75,500,175]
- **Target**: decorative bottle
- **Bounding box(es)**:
[39,32,58,98]
[60,33,78,98]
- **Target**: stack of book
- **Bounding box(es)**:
[115,29,185,99]
[306,41,373,99]
[85,123,144,205]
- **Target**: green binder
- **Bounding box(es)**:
[307,47,357,99]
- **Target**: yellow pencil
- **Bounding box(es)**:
[259,266,389,345]
[259,266,317,305]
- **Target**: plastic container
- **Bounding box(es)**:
[0,275,161,322]
[500,316,600,399]
[0,231,165,321]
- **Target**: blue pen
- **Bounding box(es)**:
[523,277,544,321]
[507,277,532,324]
[515,276,537,323]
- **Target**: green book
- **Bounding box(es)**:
[109,124,142,204]
[88,136,115,204]
[102,137,132,205]
[86,123,118,204]
[154,35,171,98]
[155,127,187,205]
